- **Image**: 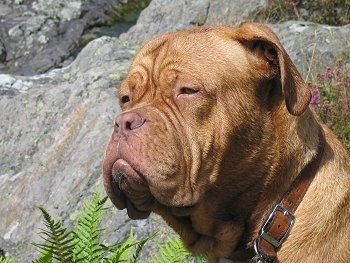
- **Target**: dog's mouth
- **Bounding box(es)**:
[105,158,200,218]
[112,159,147,192]
[106,159,155,219]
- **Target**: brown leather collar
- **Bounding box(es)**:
[228,128,326,263]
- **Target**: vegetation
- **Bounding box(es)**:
[0,258,15,263]
[32,192,151,263]
[257,0,350,26]
[0,192,204,263]
[110,0,151,24]
[309,60,350,151]
[254,0,350,150]
[150,236,205,263]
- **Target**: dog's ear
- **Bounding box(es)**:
[233,23,311,116]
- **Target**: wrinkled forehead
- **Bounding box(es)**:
[128,28,248,83]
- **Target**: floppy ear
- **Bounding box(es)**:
[233,23,311,116]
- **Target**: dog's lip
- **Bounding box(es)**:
[109,159,154,219]
[112,159,148,187]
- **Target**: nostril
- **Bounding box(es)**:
[114,119,119,128]
[114,112,145,133]
[125,121,132,130]
[114,119,120,133]
[129,116,145,130]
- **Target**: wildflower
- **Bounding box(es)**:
[310,91,321,107]
[309,60,350,151]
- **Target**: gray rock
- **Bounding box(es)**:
[270,21,350,80]
[0,74,16,87]
[120,0,267,46]
[31,0,83,21]
[0,74,32,96]
[0,35,172,261]
[0,0,139,75]
[0,4,12,17]
[122,0,350,78]
[0,37,143,261]
[206,0,267,25]
[0,40,6,62]
[120,0,211,46]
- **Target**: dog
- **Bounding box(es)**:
[103,23,350,262]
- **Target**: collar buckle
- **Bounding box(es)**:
[259,204,295,248]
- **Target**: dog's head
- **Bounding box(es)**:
[103,23,311,222]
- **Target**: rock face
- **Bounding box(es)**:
[269,22,350,80]
[121,0,350,79]
[0,37,134,261]
[120,0,268,46]
[0,0,134,75]
[1,0,350,261]
[120,0,211,45]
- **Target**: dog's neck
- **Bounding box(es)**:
[250,108,320,226]
[227,108,324,261]
[182,108,322,258]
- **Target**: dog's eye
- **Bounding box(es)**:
[120,95,130,104]
[180,87,199,95]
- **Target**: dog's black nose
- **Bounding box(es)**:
[114,112,145,134]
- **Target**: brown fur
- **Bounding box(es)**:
[103,23,350,262]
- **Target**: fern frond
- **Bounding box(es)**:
[113,228,135,263]
[150,235,206,263]
[131,232,156,263]
[151,236,189,263]
[32,249,53,263]
[106,242,134,263]
[105,228,153,263]
[0,258,16,263]
[32,192,151,263]
[72,192,109,263]
[33,207,75,263]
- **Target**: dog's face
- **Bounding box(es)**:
[103,24,311,224]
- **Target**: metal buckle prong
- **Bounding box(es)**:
[253,238,265,262]
[259,204,295,248]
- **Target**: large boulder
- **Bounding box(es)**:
[120,0,211,45]
[0,37,141,261]
[121,0,350,79]
[0,0,142,75]
[120,0,267,46]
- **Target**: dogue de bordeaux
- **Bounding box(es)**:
[103,23,350,262]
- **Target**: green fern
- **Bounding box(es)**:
[150,236,206,263]
[5,191,201,263]
[106,229,155,263]
[131,232,153,263]
[32,250,53,263]
[0,258,16,263]
[32,191,151,263]
[33,207,75,262]
[71,193,109,262]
